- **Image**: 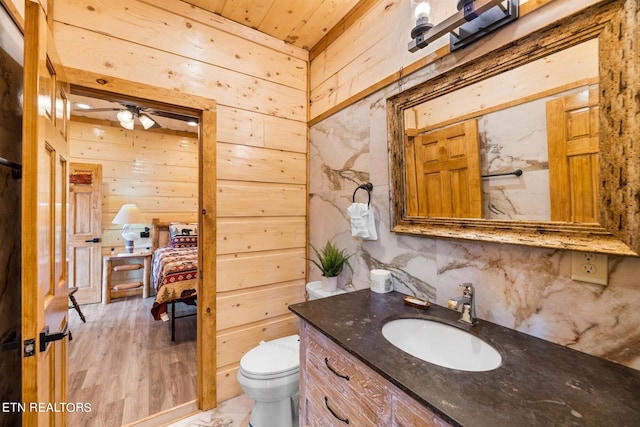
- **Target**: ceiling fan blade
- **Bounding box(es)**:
[142,108,197,123]
[73,107,124,112]
[148,120,162,129]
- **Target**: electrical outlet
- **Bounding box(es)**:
[571,252,608,285]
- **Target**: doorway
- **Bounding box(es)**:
[66,83,217,423]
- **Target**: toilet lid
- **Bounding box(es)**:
[240,335,300,378]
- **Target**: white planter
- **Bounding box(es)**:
[321,275,338,292]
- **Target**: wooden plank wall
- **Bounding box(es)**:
[308,0,603,122]
[53,0,308,403]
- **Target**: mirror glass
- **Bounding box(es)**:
[387,1,639,256]
[403,40,598,222]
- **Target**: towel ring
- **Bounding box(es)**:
[352,182,373,206]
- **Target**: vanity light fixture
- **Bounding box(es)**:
[408,0,518,53]
[410,0,433,40]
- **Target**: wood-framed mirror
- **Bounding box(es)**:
[387,0,639,256]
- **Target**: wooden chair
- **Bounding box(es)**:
[68,287,86,323]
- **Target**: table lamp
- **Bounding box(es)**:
[112,204,144,253]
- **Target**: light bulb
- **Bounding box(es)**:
[413,1,430,19]
[410,0,433,40]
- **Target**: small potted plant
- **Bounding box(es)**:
[307,240,353,291]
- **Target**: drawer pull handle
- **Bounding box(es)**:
[325,357,350,380]
[324,396,350,424]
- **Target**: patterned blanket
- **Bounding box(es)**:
[150,246,198,320]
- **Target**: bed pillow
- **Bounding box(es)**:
[169,223,198,248]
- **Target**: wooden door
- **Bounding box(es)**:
[407,119,482,218]
[21,1,70,425]
[68,163,102,304]
[547,87,599,223]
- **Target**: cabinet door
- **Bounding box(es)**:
[392,392,452,427]
[302,323,390,425]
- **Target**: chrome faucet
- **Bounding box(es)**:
[447,283,476,325]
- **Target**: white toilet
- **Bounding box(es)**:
[305,280,347,300]
[237,334,301,427]
[237,282,346,427]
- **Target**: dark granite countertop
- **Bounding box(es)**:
[289,289,640,427]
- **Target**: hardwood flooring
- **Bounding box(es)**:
[67,296,197,426]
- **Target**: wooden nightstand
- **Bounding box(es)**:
[102,252,152,304]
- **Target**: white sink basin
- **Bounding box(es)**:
[381,318,502,372]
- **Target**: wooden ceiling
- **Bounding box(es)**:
[178,0,363,50]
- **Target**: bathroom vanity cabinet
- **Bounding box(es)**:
[300,320,450,426]
[290,290,640,427]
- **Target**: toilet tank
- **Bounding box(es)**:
[306,281,346,300]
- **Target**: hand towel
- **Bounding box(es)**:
[347,203,378,240]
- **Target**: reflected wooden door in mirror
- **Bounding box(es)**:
[387,0,639,256]
[406,119,483,218]
[546,86,600,223]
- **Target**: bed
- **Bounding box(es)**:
[149,219,198,341]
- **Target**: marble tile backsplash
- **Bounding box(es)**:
[308,82,640,370]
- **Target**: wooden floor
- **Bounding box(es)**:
[67,296,197,426]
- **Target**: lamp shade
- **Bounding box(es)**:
[112,204,144,225]
[138,114,156,130]
[116,110,133,123]
[119,119,134,130]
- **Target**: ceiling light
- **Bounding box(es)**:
[74,102,92,110]
[117,110,133,123]
[138,114,156,130]
[408,0,519,53]
[187,121,198,127]
[120,119,134,130]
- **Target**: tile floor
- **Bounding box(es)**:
[168,394,253,427]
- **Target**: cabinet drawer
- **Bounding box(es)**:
[304,325,390,423]
[304,384,380,426]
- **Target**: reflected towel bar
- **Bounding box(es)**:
[352,182,373,206]
[0,157,22,179]
[481,169,522,179]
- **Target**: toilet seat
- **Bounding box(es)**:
[239,335,300,380]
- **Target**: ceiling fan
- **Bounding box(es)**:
[73,103,163,130]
